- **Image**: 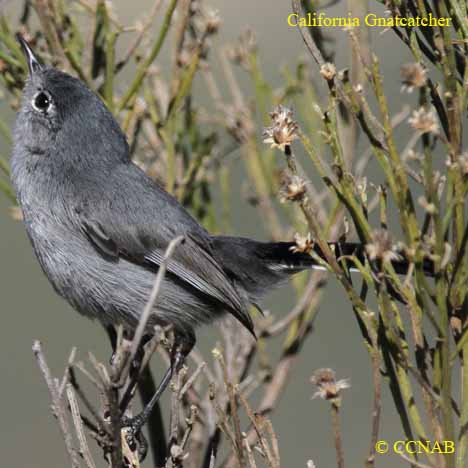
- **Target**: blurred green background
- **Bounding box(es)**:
[0,0,426,467]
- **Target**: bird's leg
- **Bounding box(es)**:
[116,333,152,463]
[122,329,195,459]
[106,325,118,351]
[105,325,118,365]
[130,334,152,376]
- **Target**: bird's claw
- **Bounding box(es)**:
[121,416,148,463]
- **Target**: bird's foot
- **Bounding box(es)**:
[121,415,148,464]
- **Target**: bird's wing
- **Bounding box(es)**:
[74,169,254,334]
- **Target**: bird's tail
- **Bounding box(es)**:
[211,235,434,302]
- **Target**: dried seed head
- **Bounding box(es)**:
[205,8,221,34]
[400,63,427,93]
[263,105,299,151]
[278,173,306,203]
[290,232,314,254]
[409,107,439,134]
[365,229,401,263]
[310,368,350,403]
[320,62,336,81]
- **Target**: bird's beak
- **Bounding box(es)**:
[16,33,43,76]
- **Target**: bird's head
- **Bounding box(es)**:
[12,35,129,175]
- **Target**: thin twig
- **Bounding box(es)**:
[32,341,81,468]
[261,274,325,337]
[330,402,345,468]
[66,384,97,468]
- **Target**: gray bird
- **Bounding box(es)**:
[10,36,427,436]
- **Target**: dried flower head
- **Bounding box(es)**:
[400,63,427,93]
[278,173,306,203]
[263,105,299,151]
[310,368,350,403]
[205,8,221,34]
[365,229,401,263]
[290,232,314,254]
[409,107,439,134]
[320,62,336,81]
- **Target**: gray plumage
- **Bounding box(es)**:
[11,43,319,343]
[11,38,432,351]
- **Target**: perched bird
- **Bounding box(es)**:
[10,36,428,435]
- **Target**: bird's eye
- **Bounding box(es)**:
[32,91,52,113]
